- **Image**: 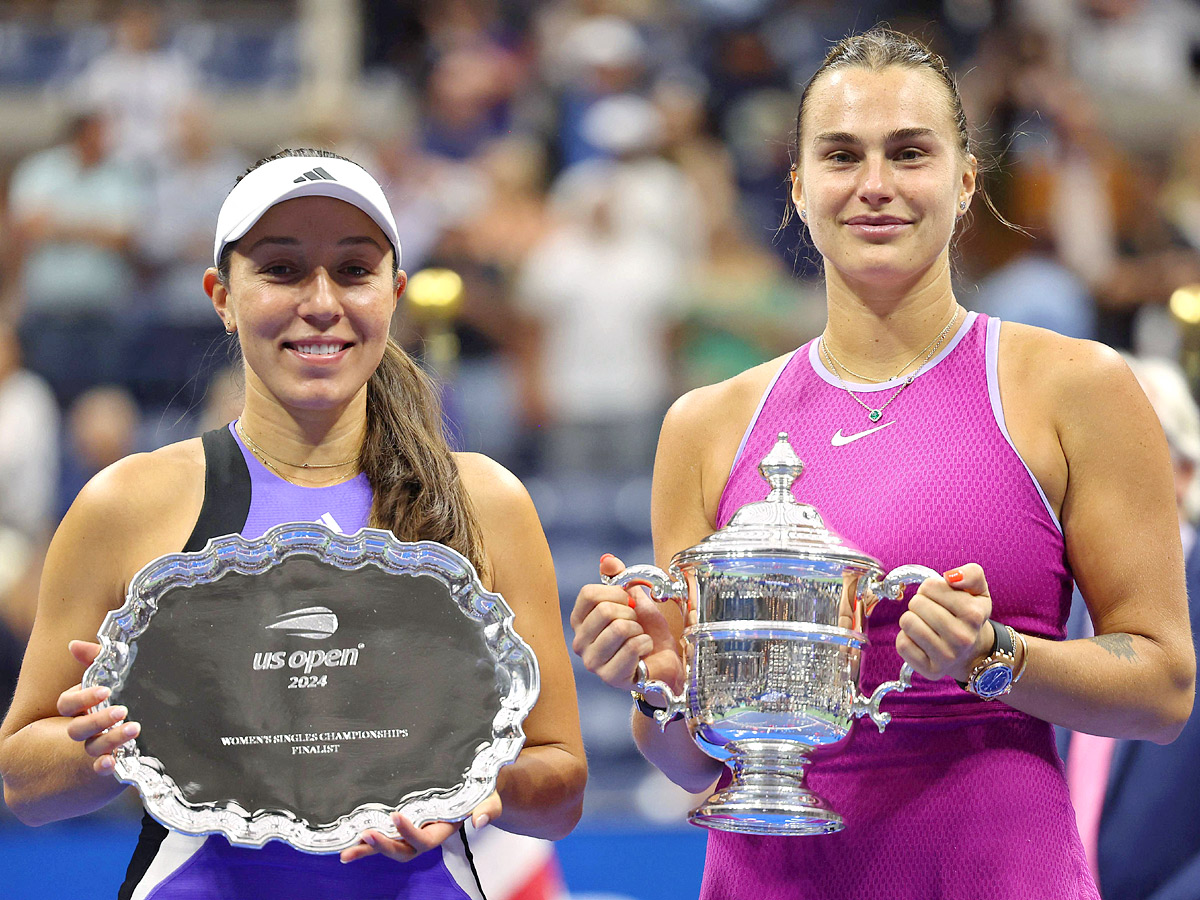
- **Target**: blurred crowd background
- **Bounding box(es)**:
[1,0,1200,894]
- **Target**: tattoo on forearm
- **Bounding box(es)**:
[1089,633,1138,661]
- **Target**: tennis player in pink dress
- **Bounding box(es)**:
[571,26,1194,900]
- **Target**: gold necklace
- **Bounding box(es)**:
[821,307,959,423]
[236,421,361,485]
[821,306,960,384]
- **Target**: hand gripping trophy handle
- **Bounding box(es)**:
[603,565,689,729]
[852,563,940,732]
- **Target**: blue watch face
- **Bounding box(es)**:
[976,666,1013,697]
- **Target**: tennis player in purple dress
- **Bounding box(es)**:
[0,150,587,899]
[571,27,1194,899]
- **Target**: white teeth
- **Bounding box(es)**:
[292,343,343,356]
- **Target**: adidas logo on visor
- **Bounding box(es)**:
[293,167,338,184]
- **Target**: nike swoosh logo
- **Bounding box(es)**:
[831,421,897,446]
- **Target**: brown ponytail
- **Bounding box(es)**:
[363,338,488,578]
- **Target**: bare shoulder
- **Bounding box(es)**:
[664,353,791,439]
[452,451,534,519]
[998,321,1135,406]
[452,451,552,595]
[659,353,793,526]
[56,438,207,583]
[69,439,205,531]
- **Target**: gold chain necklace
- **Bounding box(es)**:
[236,421,361,486]
[821,306,960,383]
[821,307,960,423]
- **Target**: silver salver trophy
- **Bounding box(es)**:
[606,433,935,836]
[82,524,540,853]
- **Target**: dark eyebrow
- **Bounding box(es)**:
[337,236,386,251]
[245,236,300,252]
[812,127,940,147]
[244,236,386,252]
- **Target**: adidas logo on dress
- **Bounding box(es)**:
[293,167,337,184]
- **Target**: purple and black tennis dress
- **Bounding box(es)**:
[118,423,487,900]
[704,313,1099,899]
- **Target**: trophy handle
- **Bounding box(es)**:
[602,564,688,613]
[603,565,690,731]
[854,564,939,732]
[633,659,688,731]
[852,663,914,732]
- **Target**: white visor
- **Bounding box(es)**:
[213,155,402,269]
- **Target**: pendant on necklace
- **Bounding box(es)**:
[868,410,882,422]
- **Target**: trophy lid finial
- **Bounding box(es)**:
[758,432,804,497]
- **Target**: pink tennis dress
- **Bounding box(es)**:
[704,312,1098,899]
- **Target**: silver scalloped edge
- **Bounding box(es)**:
[82,523,540,853]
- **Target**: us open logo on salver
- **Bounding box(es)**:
[253,606,363,675]
[267,606,339,640]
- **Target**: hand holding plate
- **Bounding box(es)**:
[59,640,140,774]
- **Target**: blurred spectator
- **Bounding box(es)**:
[1069,0,1200,96]
[542,15,650,167]
[7,110,143,317]
[7,110,145,402]
[421,44,525,162]
[70,0,199,172]
[0,326,55,719]
[57,385,140,520]
[515,152,683,474]
[419,136,553,469]
[0,527,39,720]
[128,102,241,405]
[672,179,823,392]
[553,93,706,267]
[0,321,59,542]
[138,102,245,324]
[195,364,244,437]
[1163,128,1200,253]
[962,21,1200,348]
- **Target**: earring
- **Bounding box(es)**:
[225,323,236,335]
[799,208,807,222]
[959,200,967,211]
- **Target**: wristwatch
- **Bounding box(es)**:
[957,619,1018,700]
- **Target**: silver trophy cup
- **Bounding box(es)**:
[607,433,935,836]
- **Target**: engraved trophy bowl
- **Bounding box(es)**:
[605,433,935,836]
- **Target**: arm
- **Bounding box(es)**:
[571,377,772,793]
[345,454,587,864]
[1012,340,1194,740]
[0,450,199,824]
[630,393,729,791]
[895,332,1194,742]
[466,454,587,838]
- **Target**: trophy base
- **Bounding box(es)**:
[689,791,844,836]
[690,739,845,836]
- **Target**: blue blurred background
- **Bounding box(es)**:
[1,1,1198,898]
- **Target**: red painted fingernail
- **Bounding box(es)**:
[946,569,964,584]
[628,595,638,609]
[600,553,615,563]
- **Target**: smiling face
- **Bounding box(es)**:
[206,196,403,415]
[793,65,976,290]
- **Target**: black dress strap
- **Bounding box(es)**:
[119,425,252,899]
[182,426,252,553]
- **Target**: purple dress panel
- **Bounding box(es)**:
[704,313,1098,899]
